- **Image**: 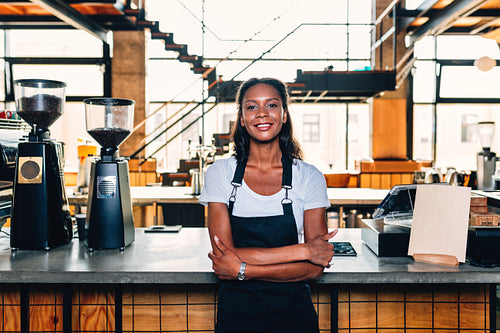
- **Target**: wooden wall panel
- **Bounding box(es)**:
[337,284,490,332]
[72,285,115,332]
[372,98,407,160]
[0,283,493,332]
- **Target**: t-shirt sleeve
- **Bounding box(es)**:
[198,159,231,206]
[303,165,330,210]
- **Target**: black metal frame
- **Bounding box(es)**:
[1,30,111,102]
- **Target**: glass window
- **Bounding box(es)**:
[436,104,500,171]
[147,60,202,101]
[0,59,4,101]
[413,104,434,161]
[347,103,370,169]
[348,0,372,23]
[413,60,436,103]
[436,35,500,60]
[439,66,500,99]
[9,30,103,57]
[13,65,104,96]
[348,25,371,59]
[414,36,435,60]
[303,114,320,143]
[461,114,478,143]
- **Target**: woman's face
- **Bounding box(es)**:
[240,83,287,143]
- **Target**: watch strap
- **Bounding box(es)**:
[237,262,247,280]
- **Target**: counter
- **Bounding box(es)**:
[0,227,497,332]
[0,227,499,284]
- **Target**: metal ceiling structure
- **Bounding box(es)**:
[0,0,499,102]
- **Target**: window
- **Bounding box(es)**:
[303,114,320,143]
[461,114,478,143]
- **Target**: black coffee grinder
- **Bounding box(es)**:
[84,98,135,251]
[10,79,73,250]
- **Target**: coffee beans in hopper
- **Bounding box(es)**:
[17,94,63,129]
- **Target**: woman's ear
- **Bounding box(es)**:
[283,110,288,123]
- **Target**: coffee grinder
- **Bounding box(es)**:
[10,79,73,250]
[84,98,135,251]
[477,121,497,191]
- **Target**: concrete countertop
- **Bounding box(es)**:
[0,227,499,284]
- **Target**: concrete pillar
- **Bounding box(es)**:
[111,30,146,158]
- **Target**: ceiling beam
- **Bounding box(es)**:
[406,0,489,46]
[28,0,109,41]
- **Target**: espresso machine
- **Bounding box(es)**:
[84,98,135,251]
[10,79,73,250]
[477,121,497,191]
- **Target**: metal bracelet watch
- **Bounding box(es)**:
[237,262,247,281]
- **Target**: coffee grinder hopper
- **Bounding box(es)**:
[14,79,66,139]
[84,98,134,158]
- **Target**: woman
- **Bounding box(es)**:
[199,77,336,333]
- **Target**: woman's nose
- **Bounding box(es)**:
[256,106,269,117]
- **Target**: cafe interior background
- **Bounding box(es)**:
[1,0,500,226]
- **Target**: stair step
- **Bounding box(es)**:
[193,66,211,74]
[179,55,198,63]
[151,32,172,41]
[124,8,141,17]
[165,44,188,56]
[136,20,159,32]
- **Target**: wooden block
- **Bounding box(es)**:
[470,205,488,213]
[401,173,413,185]
[470,196,487,206]
[128,158,157,172]
[360,174,371,188]
[413,253,459,267]
[381,174,392,189]
[371,173,381,188]
[390,173,401,187]
[470,212,500,226]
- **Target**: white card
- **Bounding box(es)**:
[408,185,471,262]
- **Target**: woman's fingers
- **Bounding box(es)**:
[322,229,338,241]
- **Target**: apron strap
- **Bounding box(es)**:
[281,157,292,188]
[229,160,247,214]
[229,158,294,215]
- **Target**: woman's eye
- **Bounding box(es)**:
[246,105,257,111]
[268,103,278,108]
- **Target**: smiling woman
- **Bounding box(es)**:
[199,77,336,332]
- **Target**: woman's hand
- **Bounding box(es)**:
[305,229,338,267]
[208,236,242,280]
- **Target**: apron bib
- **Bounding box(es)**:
[216,158,319,333]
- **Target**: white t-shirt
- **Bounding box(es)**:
[199,156,330,242]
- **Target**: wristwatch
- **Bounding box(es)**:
[237,262,247,281]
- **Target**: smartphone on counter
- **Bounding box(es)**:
[145,225,182,233]
[330,241,357,256]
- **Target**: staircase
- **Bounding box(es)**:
[123,8,218,95]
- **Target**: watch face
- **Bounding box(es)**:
[237,273,245,281]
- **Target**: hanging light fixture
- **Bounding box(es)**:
[474,56,497,72]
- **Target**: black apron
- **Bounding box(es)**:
[216,158,319,333]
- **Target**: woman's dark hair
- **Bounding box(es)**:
[231,77,303,164]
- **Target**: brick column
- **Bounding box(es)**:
[111,30,146,158]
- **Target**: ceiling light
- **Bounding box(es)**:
[474,56,496,72]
